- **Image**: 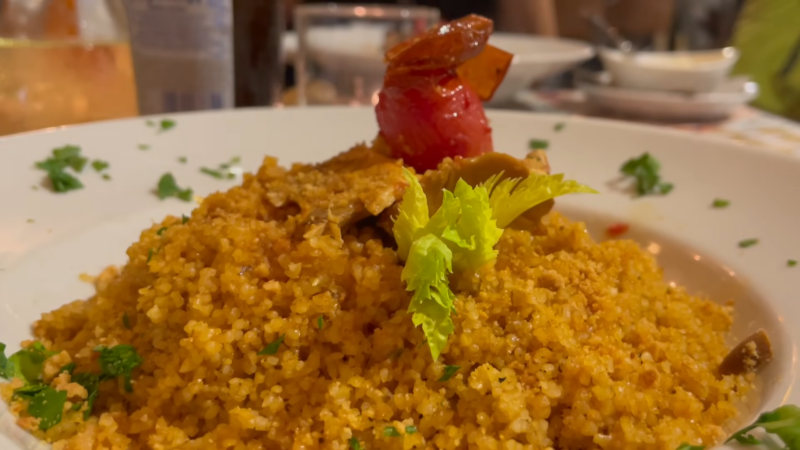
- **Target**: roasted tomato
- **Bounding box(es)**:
[375,15,513,172]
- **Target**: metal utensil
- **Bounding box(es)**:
[587,13,634,54]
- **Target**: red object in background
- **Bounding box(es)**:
[607,222,630,237]
[375,15,512,172]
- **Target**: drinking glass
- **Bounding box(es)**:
[292,4,440,106]
[0,0,137,136]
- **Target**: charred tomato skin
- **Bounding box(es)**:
[376,70,493,172]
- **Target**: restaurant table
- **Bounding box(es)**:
[510,89,800,158]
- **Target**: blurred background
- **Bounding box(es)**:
[1,0,798,149]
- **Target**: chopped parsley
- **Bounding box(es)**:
[157,173,193,201]
[178,156,187,164]
[528,139,549,150]
[201,156,241,180]
[156,226,168,236]
[147,248,155,263]
[102,174,111,181]
[138,144,150,151]
[146,118,176,133]
[258,335,285,355]
[317,316,324,330]
[35,145,88,193]
[349,437,362,450]
[438,365,460,382]
[405,425,418,435]
[6,342,58,384]
[94,345,143,392]
[72,372,100,419]
[28,386,67,430]
[725,405,800,448]
[712,198,730,208]
[182,215,190,224]
[739,238,759,248]
[59,362,76,375]
[789,260,797,267]
[123,312,131,329]
[675,444,705,450]
[0,343,9,378]
[620,152,673,196]
[384,426,402,437]
[26,219,34,224]
[554,122,565,132]
[91,160,109,172]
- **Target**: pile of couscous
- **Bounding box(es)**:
[1,143,753,450]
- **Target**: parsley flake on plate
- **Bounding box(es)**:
[157,173,193,201]
[28,386,68,430]
[438,365,460,382]
[349,437,362,450]
[72,372,101,419]
[258,335,285,355]
[156,226,168,236]
[182,215,190,224]
[789,260,798,267]
[739,238,759,248]
[317,316,324,330]
[712,198,730,208]
[94,344,143,392]
[35,145,89,193]
[553,122,565,132]
[138,144,150,151]
[201,156,241,180]
[6,342,58,384]
[147,119,176,133]
[59,362,76,375]
[0,342,8,378]
[123,312,131,329]
[91,160,109,172]
[675,444,705,450]
[178,156,187,164]
[528,139,549,150]
[620,152,673,196]
[405,425,418,435]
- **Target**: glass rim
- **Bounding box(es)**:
[295,3,440,20]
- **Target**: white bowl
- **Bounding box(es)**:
[287,28,594,104]
[599,47,740,93]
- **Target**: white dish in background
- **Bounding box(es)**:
[0,108,798,449]
[577,72,758,121]
[600,47,740,93]
[286,27,594,104]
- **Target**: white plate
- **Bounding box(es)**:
[0,108,798,449]
[285,28,594,104]
[578,74,759,122]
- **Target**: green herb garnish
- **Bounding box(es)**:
[675,444,705,450]
[123,312,131,329]
[178,156,187,163]
[102,174,111,181]
[393,169,594,359]
[72,372,100,419]
[59,362,76,375]
[438,365,460,382]
[138,144,150,151]
[554,122,565,132]
[91,160,109,172]
[35,145,88,193]
[528,139,549,150]
[317,316,324,330]
[789,260,797,267]
[405,425,418,435]
[712,198,730,208]
[182,215,190,224]
[5,342,58,384]
[739,238,759,248]
[258,335,285,355]
[94,345,143,392]
[0,343,8,379]
[156,226,168,236]
[620,152,673,196]
[727,404,800,448]
[157,173,193,201]
[201,157,241,180]
[158,119,176,132]
[28,386,67,430]
[349,437,362,450]
[200,167,226,179]
[147,248,155,263]
[384,426,402,437]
